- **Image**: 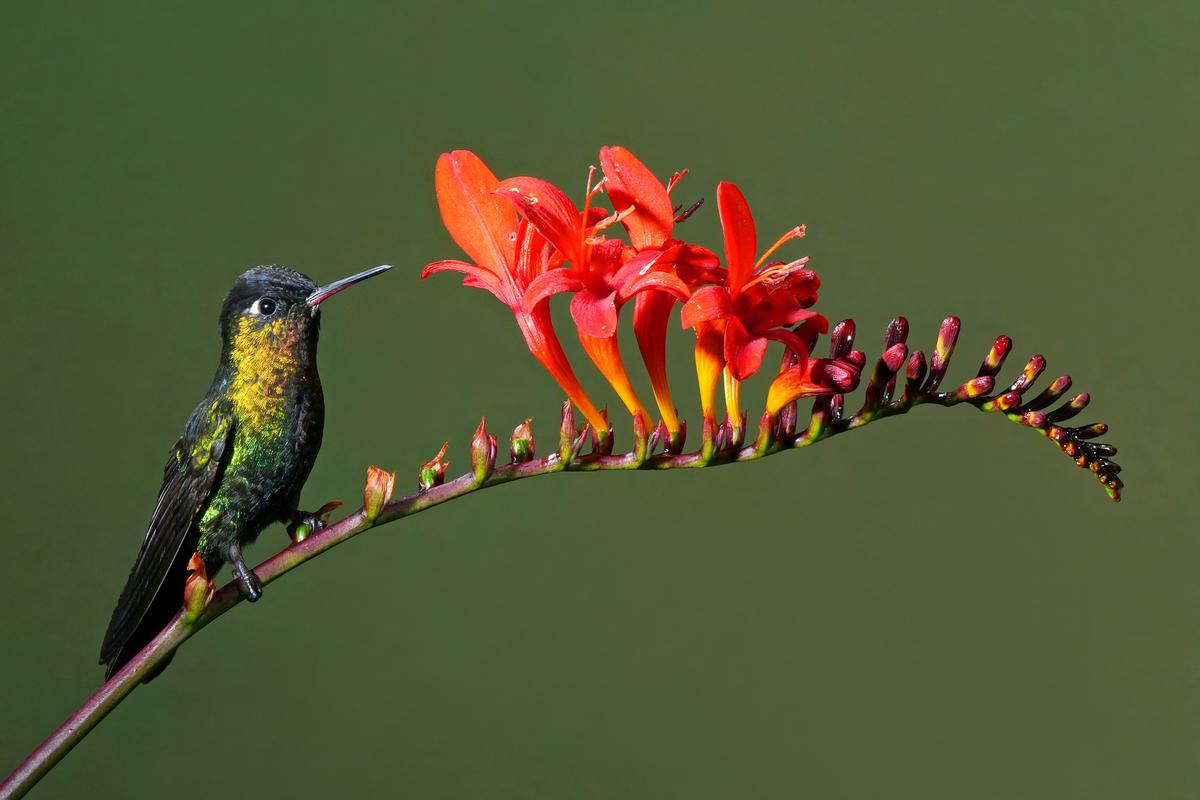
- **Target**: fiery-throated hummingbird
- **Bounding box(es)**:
[99,264,391,679]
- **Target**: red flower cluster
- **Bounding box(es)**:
[424,146,861,451]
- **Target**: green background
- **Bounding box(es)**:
[2,2,1196,797]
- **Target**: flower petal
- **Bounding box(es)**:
[716,181,757,292]
[724,316,769,380]
[421,259,506,303]
[765,358,861,415]
[513,218,550,290]
[523,269,585,312]
[693,321,726,421]
[495,176,584,267]
[435,151,517,277]
[611,248,663,287]
[619,270,690,302]
[578,329,650,424]
[599,145,674,249]
[516,306,608,436]
[570,288,620,339]
[761,328,811,363]
[681,285,730,329]
[676,242,720,268]
[633,290,681,434]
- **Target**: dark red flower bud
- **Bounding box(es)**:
[977,335,1012,378]
[927,315,961,391]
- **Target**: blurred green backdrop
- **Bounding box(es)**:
[2,1,1197,798]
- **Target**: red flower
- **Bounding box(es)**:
[598,146,719,442]
[422,150,608,436]
[765,357,861,415]
[681,181,827,421]
[497,170,689,427]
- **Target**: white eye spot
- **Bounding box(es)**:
[251,297,278,316]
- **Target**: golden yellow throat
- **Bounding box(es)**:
[227,316,301,431]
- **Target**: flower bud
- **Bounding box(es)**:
[364,465,396,522]
[471,418,498,484]
[884,316,909,349]
[631,412,649,463]
[952,375,994,402]
[558,401,575,463]
[289,500,343,543]
[416,445,448,494]
[1007,354,1046,394]
[927,315,961,391]
[829,319,856,359]
[904,350,927,399]
[1022,374,1072,411]
[1047,392,1090,423]
[183,553,214,623]
[977,335,1012,378]
[510,419,535,463]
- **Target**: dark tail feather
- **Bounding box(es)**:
[100,548,190,681]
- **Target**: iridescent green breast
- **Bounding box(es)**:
[194,315,322,556]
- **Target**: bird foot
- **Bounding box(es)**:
[237,568,263,602]
[287,500,343,543]
[226,547,263,602]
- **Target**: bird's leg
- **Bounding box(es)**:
[225,541,262,602]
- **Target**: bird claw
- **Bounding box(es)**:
[287,500,342,543]
[237,568,263,602]
[226,547,263,602]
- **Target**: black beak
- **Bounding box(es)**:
[306,264,393,308]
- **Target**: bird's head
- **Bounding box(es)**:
[218,264,391,366]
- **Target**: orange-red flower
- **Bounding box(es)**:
[422,150,608,436]
[765,357,860,415]
[598,146,719,443]
[681,181,827,421]
[498,170,689,427]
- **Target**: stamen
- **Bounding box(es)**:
[754,225,807,270]
[666,168,689,195]
[593,205,634,235]
[579,166,599,269]
[673,197,704,224]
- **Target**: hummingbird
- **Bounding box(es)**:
[99,263,391,680]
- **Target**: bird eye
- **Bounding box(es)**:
[252,297,278,317]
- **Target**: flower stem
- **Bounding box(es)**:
[0,315,1121,800]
